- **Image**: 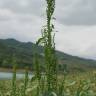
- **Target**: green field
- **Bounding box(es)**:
[0,71,96,96]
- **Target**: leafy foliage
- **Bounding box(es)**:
[0,39,96,72]
[0,71,96,96]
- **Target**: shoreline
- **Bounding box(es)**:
[0,68,32,73]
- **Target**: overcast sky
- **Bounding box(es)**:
[0,0,96,59]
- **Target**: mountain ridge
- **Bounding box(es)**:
[0,38,96,72]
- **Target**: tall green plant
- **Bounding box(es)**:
[23,67,29,96]
[36,0,57,93]
[11,66,17,96]
[34,53,41,96]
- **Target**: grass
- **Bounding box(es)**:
[0,71,96,96]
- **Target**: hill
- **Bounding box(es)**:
[0,38,96,72]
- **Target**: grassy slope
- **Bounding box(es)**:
[0,38,96,72]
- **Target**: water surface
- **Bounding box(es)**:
[0,72,33,79]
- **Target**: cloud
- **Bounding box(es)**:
[0,0,96,59]
[55,24,96,59]
[0,0,44,16]
[0,9,15,21]
[56,0,96,25]
[0,8,43,42]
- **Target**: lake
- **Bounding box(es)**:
[0,72,33,80]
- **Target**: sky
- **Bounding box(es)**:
[0,0,96,59]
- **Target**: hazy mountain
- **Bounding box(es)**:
[0,38,96,72]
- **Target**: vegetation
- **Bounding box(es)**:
[0,71,96,96]
[0,0,96,96]
[0,39,96,72]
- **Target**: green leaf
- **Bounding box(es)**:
[31,76,37,82]
[36,37,44,45]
